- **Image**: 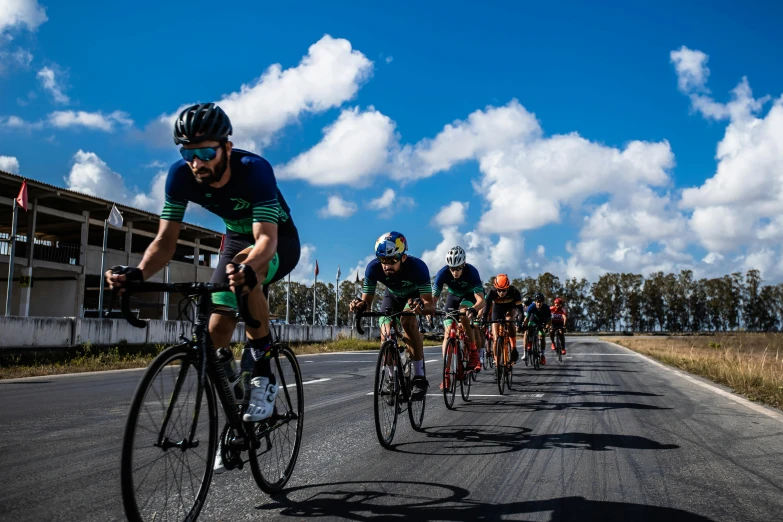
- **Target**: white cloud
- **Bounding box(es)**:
[385,56,393,64]
[431,201,468,227]
[143,160,167,169]
[131,170,168,213]
[347,254,375,287]
[48,110,134,132]
[366,188,415,216]
[0,0,47,37]
[318,195,358,218]
[37,66,69,104]
[288,243,317,285]
[0,155,20,173]
[670,46,710,93]
[147,35,373,152]
[66,150,130,200]
[536,245,545,256]
[278,107,396,185]
[0,114,41,130]
[0,48,33,74]
[394,99,541,181]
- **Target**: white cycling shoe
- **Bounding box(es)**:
[242,376,279,422]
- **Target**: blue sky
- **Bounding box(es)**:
[2,0,783,284]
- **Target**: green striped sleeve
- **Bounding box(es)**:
[432,284,442,298]
[472,284,485,296]
[161,196,187,222]
[362,278,377,296]
[418,283,432,295]
[252,199,279,224]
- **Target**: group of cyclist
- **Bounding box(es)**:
[104,102,570,475]
[348,234,570,397]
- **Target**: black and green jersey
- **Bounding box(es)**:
[162,149,293,234]
[363,257,432,298]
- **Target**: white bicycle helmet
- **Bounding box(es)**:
[445,246,466,267]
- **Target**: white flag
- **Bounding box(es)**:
[336,265,341,280]
[108,204,124,228]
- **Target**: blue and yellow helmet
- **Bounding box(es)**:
[374,231,408,259]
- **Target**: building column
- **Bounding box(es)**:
[124,221,133,264]
[75,210,90,317]
[20,198,37,317]
[194,238,200,281]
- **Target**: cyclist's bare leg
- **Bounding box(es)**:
[491,322,501,366]
[400,316,423,361]
[459,310,475,348]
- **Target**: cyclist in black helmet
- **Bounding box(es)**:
[106,102,301,472]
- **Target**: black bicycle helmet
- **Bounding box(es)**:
[173,103,233,145]
[534,292,545,302]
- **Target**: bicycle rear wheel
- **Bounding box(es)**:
[121,344,217,522]
[533,335,541,370]
[459,341,471,402]
[408,358,426,431]
[556,336,563,362]
[374,341,400,448]
[249,345,304,494]
[495,338,505,395]
[443,338,458,409]
[505,338,513,389]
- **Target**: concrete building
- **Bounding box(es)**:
[0,170,223,319]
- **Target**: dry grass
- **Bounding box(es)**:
[1,338,379,380]
[605,334,783,410]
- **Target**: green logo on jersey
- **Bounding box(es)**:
[231,198,250,211]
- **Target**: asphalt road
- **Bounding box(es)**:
[1,337,782,521]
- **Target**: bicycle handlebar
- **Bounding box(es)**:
[108,279,261,329]
[353,308,418,335]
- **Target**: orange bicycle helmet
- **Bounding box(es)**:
[494,274,510,290]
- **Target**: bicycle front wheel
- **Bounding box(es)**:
[505,339,513,389]
[557,335,563,363]
[443,338,458,409]
[408,358,426,431]
[121,344,217,522]
[495,338,505,395]
[374,341,400,448]
[460,341,471,402]
[249,345,304,494]
[533,335,541,370]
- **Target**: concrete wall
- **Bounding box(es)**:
[28,267,79,317]
[0,316,381,348]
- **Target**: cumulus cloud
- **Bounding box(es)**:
[288,243,318,285]
[0,155,20,173]
[0,114,42,130]
[0,48,33,74]
[37,66,69,104]
[0,0,47,37]
[431,201,468,227]
[146,35,373,152]
[65,150,130,200]
[366,188,415,216]
[318,195,358,218]
[48,110,134,131]
[278,107,396,185]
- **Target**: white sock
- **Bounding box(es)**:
[412,359,424,377]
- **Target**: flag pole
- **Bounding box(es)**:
[312,271,317,326]
[5,199,18,316]
[285,273,291,324]
[335,266,340,327]
[98,218,109,316]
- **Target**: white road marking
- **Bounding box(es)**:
[291,378,330,387]
[425,359,438,363]
[602,340,783,424]
[366,392,544,398]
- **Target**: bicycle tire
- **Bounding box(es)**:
[121,344,217,522]
[374,341,400,448]
[495,338,505,395]
[460,340,471,402]
[557,335,563,363]
[249,345,304,493]
[443,338,458,409]
[408,358,426,431]
[533,335,541,370]
[505,338,513,389]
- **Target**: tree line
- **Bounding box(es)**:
[267,269,782,332]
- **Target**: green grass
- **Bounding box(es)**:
[0,337,380,380]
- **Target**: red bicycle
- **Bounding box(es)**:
[439,309,472,409]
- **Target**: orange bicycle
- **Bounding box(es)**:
[484,318,515,394]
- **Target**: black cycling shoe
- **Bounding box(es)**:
[510,348,519,363]
[410,376,429,401]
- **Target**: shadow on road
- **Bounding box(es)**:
[534,401,672,412]
[260,480,713,521]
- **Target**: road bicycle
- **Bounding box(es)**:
[438,309,473,409]
[114,276,304,522]
[484,318,515,394]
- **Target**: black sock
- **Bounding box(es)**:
[248,335,275,383]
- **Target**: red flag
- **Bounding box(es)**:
[314,260,319,278]
[16,181,28,211]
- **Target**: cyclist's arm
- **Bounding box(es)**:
[472,291,485,313]
[138,219,181,280]
[419,292,436,315]
[242,221,278,272]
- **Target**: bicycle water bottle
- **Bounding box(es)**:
[217,348,245,404]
